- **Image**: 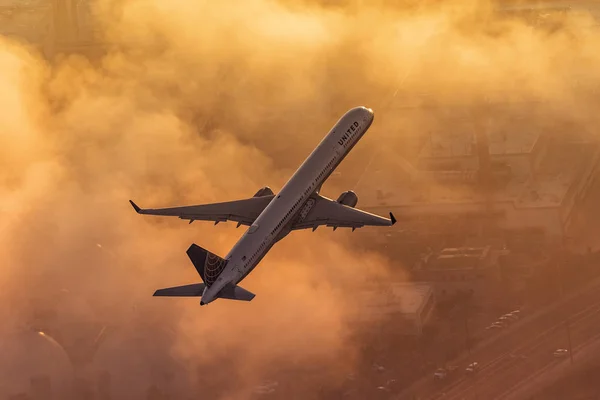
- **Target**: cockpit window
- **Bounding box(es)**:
[248,223,260,234]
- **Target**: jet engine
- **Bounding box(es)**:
[336,190,358,208]
[253,186,275,197]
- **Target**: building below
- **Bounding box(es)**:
[0,0,106,59]
[0,0,52,52]
[352,283,435,336]
[494,2,599,31]
[355,103,600,250]
[413,246,504,299]
[0,327,75,399]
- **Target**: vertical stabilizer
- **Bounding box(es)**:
[186,244,227,286]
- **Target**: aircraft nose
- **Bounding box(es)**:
[360,106,373,115]
[361,107,374,121]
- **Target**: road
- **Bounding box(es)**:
[396,275,600,400]
[502,322,600,399]
[431,302,600,400]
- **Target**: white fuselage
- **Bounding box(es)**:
[200,106,374,304]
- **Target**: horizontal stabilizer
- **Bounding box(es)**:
[154,283,206,297]
[218,284,256,302]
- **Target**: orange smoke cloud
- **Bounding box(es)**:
[1,0,600,398]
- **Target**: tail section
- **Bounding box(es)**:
[153,243,255,304]
[186,243,227,286]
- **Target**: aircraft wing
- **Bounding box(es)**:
[129,195,274,226]
[291,194,396,231]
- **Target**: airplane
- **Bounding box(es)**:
[129,106,396,306]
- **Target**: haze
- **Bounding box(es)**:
[1,0,599,398]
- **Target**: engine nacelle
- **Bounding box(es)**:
[336,190,358,208]
[253,186,275,197]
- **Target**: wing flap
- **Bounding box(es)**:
[292,194,395,231]
[129,195,274,226]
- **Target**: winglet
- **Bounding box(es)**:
[129,200,142,213]
[389,212,397,226]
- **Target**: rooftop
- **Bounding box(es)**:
[0,0,46,6]
[438,246,490,258]
[427,246,493,271]
[358,172,573,208]
[353,283,433,320]
[0,0,50,44]
[419,129,540,159]
[357,142,597,209]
